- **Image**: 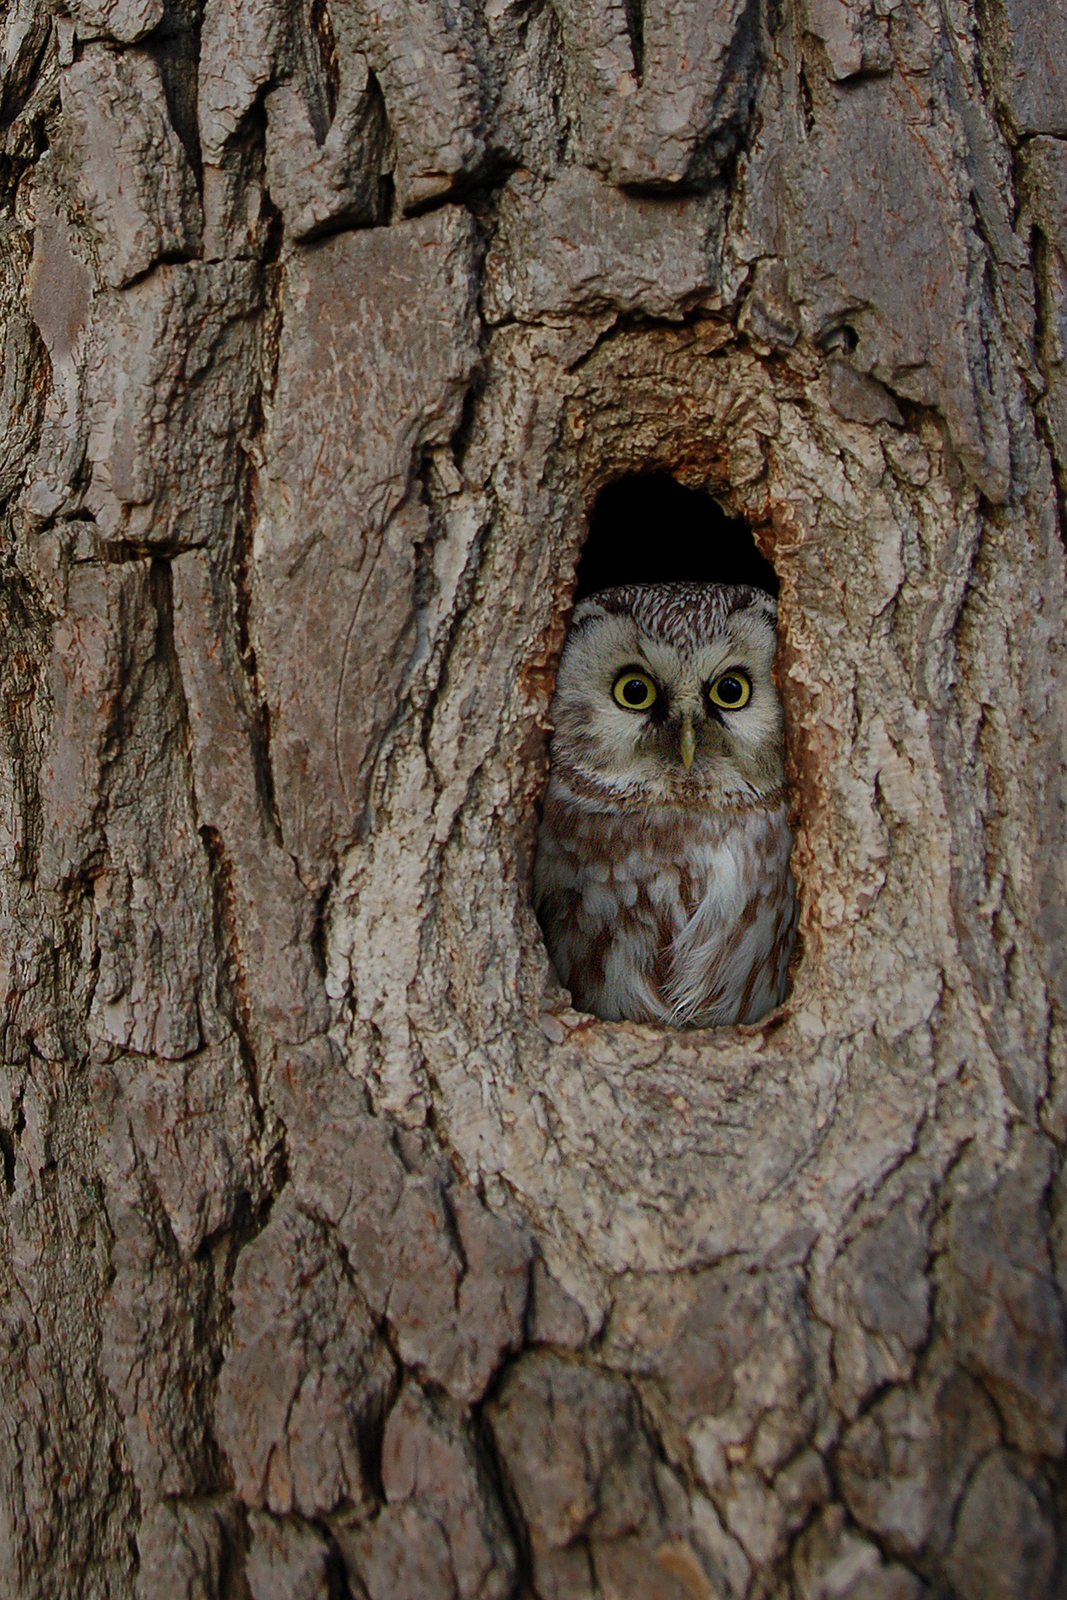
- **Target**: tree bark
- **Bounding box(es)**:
[1,0,1066,1595]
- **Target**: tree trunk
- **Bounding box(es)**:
[1,0,1066,1595]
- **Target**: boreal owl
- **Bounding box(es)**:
[534,582,796,1028]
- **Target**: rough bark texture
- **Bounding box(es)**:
[1,0,1066,1596]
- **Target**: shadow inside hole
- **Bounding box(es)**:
[574,473,778,602]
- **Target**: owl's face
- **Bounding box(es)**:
[548,582,785,808]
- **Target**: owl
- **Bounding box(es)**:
[534,582,796,1029]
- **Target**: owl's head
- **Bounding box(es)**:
[548,582,785,808]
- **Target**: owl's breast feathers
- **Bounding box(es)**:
[534,776,796,1029]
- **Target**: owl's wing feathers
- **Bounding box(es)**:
[665,802,795,1027]
[534,800,663,1022]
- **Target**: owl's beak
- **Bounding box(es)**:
[679,714,696,770]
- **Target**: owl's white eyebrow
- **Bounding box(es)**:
[622,644,656,667]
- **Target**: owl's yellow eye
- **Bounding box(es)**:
[612,669,658,712]
[707,670,752,710]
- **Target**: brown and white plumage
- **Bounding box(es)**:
[534,582,796,1028]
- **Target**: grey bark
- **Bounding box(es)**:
[0,0,1065,1596]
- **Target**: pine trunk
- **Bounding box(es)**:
[1,0,1066,1595]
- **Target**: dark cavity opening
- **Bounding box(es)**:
[574,473,777,603]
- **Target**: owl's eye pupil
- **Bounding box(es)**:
[717,677,744,704]
[623,679,647,705]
